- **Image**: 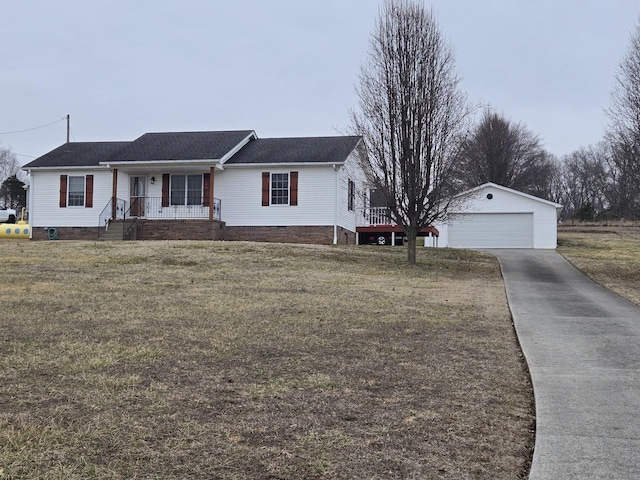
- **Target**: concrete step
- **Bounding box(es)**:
[99,222,136,241]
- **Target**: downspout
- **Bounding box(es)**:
[333,164,339,244]
[27,170,33,239]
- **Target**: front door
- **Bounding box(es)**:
[130,176,146,217]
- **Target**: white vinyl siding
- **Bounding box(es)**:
[28,170,112,228]
[336,151,366,232]
[216,164,354,228]
[217,167,326,226]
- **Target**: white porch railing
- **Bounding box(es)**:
[129,196,221,221]
[363,207,393,226]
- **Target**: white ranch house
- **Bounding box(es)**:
[22,130,368,244]
[22,130,560,248]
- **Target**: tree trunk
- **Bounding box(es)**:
[407,233,417,265]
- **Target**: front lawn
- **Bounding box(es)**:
[0,241,533,479]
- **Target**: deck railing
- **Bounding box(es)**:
[363,207,393,226]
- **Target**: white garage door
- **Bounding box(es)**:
[448,213,533,248]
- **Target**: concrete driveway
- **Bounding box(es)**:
[490,250,640,480]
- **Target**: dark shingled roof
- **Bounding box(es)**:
[112,131,255,162]
[22,131,361,169]
[22,142,130,168]
[225,136,361,165]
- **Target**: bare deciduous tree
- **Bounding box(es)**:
[351,0,470,264]
[451,110,556,199]
[559,143,609,221]
[0,144,20,184]
[606,17,640,218]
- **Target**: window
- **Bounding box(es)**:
[348,179,355,211]
[68,176,86,207]
[271,173,289,205]
[262,171,298,206]
[60,175,93,208]
[187,175,202,205]
[170,174,202,206]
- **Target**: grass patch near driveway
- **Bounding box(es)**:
[1,241,533,479]
[558,226,640,305]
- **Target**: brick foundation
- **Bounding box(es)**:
[29,221,355,244]
[135,220,225,240]
[224,225,355,245]
[31,226,100,241]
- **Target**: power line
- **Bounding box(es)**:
[0,117,67,135]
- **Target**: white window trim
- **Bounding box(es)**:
[270,172,290,206]
[170,174,204,206]
[67,175,86,208]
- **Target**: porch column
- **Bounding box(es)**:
[111,169,118,218]
[208,167,215,221]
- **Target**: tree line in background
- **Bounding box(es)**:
[451,11,640,223]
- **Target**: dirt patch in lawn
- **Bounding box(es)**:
[0,241,534,479]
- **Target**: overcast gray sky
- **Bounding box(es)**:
[2,1,638,165]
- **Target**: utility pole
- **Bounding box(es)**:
[66,114,70,143]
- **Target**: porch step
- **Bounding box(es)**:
[98,221,136,241]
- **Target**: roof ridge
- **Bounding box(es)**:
[255,135,361,140]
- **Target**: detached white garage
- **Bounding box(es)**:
[435,183,561,249]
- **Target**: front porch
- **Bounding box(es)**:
[110,196,221,221]
[98,164,224,240]
[98,196,222,241]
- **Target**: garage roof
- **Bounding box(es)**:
[460,183,562,209]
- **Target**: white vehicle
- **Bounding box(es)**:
[0,207,17,223]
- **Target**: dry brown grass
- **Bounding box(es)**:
[558,225,640,306]
[0,240,533,479]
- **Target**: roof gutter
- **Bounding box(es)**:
[20,165,110,172]
[100,159,222,168]
[227,161,346,168]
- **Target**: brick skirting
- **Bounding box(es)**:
[31,226,100,241]
[225,225,355,245]
[135,220,225,240]
[29,221,355,245]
